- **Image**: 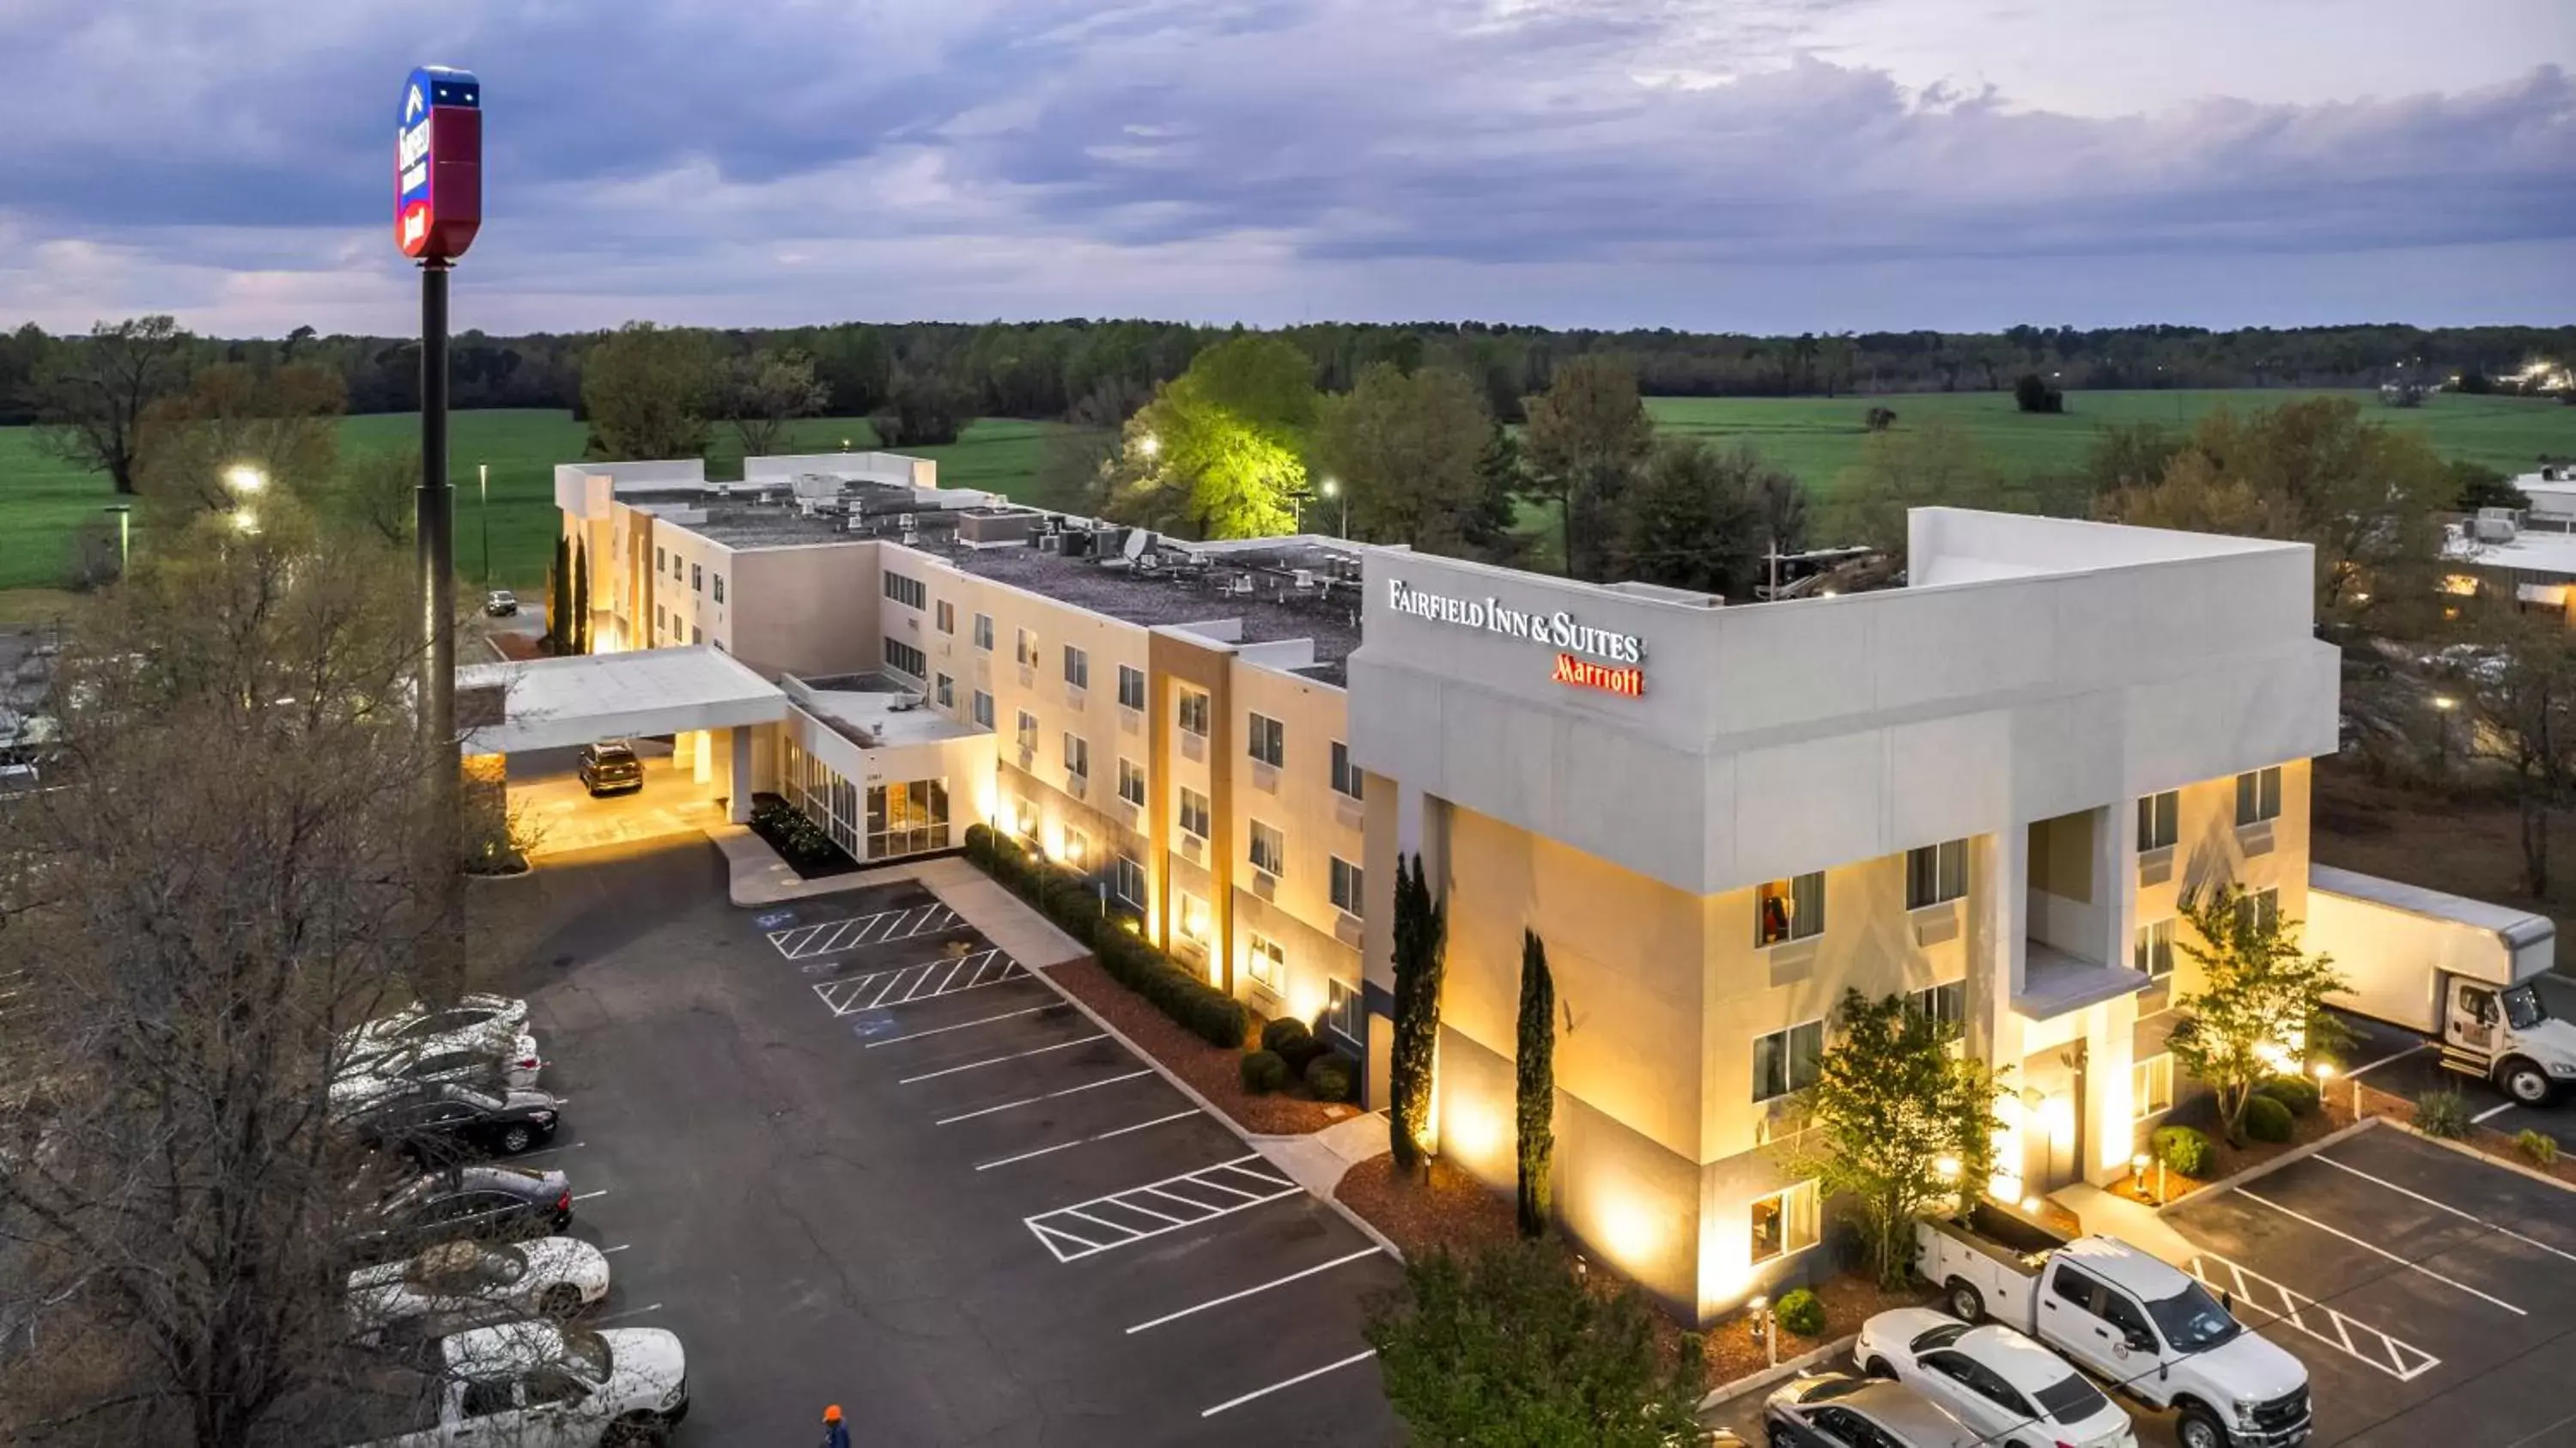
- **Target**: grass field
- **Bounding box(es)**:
[0,412,1090,593]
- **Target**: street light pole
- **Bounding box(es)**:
[478,462,489,587]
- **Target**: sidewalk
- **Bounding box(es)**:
[1258,1109,1394,1198]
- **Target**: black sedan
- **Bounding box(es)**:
[347,1163,574,1265]
[349,1081,565,1163]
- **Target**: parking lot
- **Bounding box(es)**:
[2330,989,2576,1157]
[497,843,1402,1446]
[1703,1126,2576,1447]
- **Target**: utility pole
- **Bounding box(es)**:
[479,462,490,587]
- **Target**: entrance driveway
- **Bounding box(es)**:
[511,742,726,859]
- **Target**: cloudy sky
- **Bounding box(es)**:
[1,0,2569,337]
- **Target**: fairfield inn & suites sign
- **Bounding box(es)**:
[1386,579,1648,698]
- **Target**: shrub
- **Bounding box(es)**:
[1188,991,1250,1049]
[2516,1129,2559,1167]
[1773,1287,1826,1337]
[1260,1017,1312,1056]
[2243,1094,2294,1144]
[963,823,993,866]
[2415,1086,2473,1139]
[1278,1031,1332,1078]
[1241,1049,1289,1094]
[2152,1124,2215,1177]
[1304,1052,1356,1104]
[2254,1075,2320,1116]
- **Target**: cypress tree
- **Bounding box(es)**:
[1388,852,1445,1175]
[1515,929,1555,1238]
[549,534,571,654]
[570,539,590,654]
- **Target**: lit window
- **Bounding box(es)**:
[1748,1181,1820,1265]
[1907,982,1965,1033]
[1330,856,1364,917]
[1755,873,1825,946]
[1016,628,1039,667]
[1117,665,1146,711]
[2133,1054,2174,1119]
[2134,918,2175,980]
[2138,790,2179,852]
[1330,740,1364,800]
[1250,820,1285,877]
[1325,979,1363,1044]
[1247,712,1285,768]
[1177,891,1211,942]
[973,613,994,651]
[1064,733,1089,781]
[1178,689,1210,738]
[1246,933,1285,990]
[1064,826,1089,865]
[1905,839,1967,909]
[972,691,994,728]
[1064,645,1090,690]
[1178,788,1211,840]
[2235,887,2281,936]
[2235,766,2282,826]
[1118,757,1146,807]
[1752,1019,1824,1103]
[1016,710,1037,754]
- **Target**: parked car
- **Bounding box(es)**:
[343,995,530,1072]
[347,1164,574,1265]
[331,1318,687,1448]
[1856,1307,2137,1448]
[349,1237,612,1342]
[334,1035,545,1115]
[349,1081,564,1162]
[1765,1373,1978,1448]
[484,589,519,618]
[577,740,643,796]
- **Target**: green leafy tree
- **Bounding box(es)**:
[132,362,346,519]
[1792,989,2001,1288]
[720,347,829,457]
[1314,362,1493,550]
[1366,1240,1704,1448]
[1113,334,1317,538]
[2167,883,2349,1146]
[2449,459,2530,513]
[1610,440,1801,598]
[337,446,419,548]
[2081,422,2184,498]
[872,365,971,447]
[581,321,717,460]
[1515,930,1556,1238]
[1830,420,2010,559]
[1464,425,1533,566]
[33,313,193,495]
[1522,356,1653,581]
[1388,852,1446,1174]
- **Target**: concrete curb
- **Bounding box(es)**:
[1697,1333,1856,1413]
[2379,1116,2576,1195]
[2152,1115,2380,1214]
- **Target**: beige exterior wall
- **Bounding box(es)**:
[1224,664,1366,1030]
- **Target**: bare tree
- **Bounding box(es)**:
[0,518,456,1447]
[32,316,193,496]
[2465,609,2576,897]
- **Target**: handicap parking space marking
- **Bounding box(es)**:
[1200,1351,1379,1418]
[2312,1153,2576,1267]
[814,947,1032,1016]
[2234,1187,2526,1315]
[936,1068,1157,1125]
[754,909,799,930]
[975,1108,1202,1171]
[767,903,960,960]
[1024,1153,1305,1263]
[2186,1250,2442,1381]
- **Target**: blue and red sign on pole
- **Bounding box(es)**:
[395,66,482,261]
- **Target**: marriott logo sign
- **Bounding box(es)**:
[1384,578,1649,697]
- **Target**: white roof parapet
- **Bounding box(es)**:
[456,647,789,755]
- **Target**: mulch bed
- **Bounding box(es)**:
[1335,1154,1519,1260]
[1701,1272,1935,1385]
[1047,957,1355,1135]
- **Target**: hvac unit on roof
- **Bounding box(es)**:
[1037,532,1062,553]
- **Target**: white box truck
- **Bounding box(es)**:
[1917,1210,2311,1448]
[2306,865,2576,1105]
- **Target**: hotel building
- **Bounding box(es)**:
[536,453,2342,1324]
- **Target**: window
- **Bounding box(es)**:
[866,779,948,861]
[2235,765,2282,825]
[691,563,702,593]
[1178,787,1211,840]
[461,1378,516,1420]
[2134,917,2175,980]
[1177,891,1211,943]
[1752,1019,1825,1102]
[690,625,702,645]
[1246,933,1285,990]
[1250,820,1285,876]
[1177,688,1211,737]
[972,690,995,728]
[884,636,927,678]
[655,546,666,575]
[713,575,726,604]
[2134,1053,2174,1119]
[1748,1180,1820,1264]
[1907,981,1965,1032]
[1325,978,1363,1043]
[1905,839,1967,909]
[883,569,926,610]
[1117,664,1146,710]
[1064,645,1089,690]
[1063,733,1089,781]
[2235,886,2281,936]
[1755,872,1825,946]
[1248,712,1285,767]
[935,599,954,634]
[1015,710,1038,754]
[1016,628,1039,667]
[1331,740,1364,800]
[1330,856,1364,917]
[935,673,954,709]
[1063,826,1090,865]
[656,605,666,635]
[1117,757,1146,807]
[1112,854,1146,908]
[973,612,994,650]
[2138,789,2179,851]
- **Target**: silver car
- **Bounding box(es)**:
[1765,1372,1979,1448]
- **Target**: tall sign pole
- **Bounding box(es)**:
[398,65,483,996]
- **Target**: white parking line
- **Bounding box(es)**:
[2473,1101,2519,1123]
[2344,1042,2432,1078]
[816,949,1031,1017]
[1128,1248,1383,1335]
[590,1303,664,1324]
[572,1189,611,1202]
[899,1033,1108,1084]
[2313,1153,2576,1265]
[863,1003,1056,1048]
[601,1244,631,1255]
[1200,1351,1377,1417]
[768,903,960,960]
[2235,1188,2526,1315]
[511,1141,586,1159]
[975,1109,1201,1171]
[935,1068,1155,1125]
[1024,1154,1303,1262]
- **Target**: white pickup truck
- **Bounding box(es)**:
[332,1319,688,1448]
[1917,1212,2310,1448]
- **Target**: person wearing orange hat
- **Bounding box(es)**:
[821,1403,851,1448]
